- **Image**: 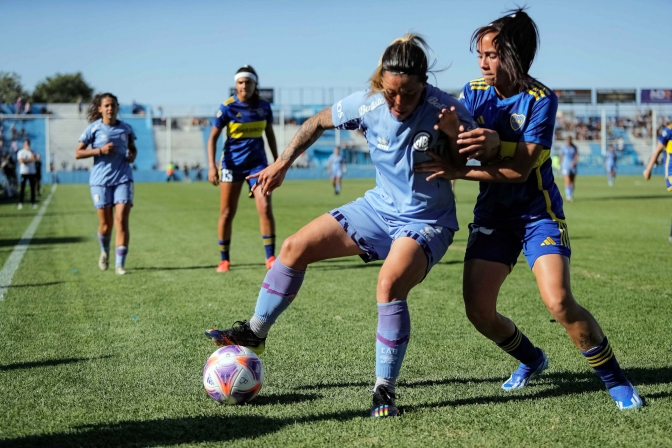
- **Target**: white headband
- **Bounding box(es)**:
[234,72,257,83]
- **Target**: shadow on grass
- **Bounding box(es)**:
[580,194,669,202]
[1,408,362,447]
[0,237,87,247]
[0,281,64,289]
[0,355,112,372]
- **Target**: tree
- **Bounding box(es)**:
[0,72,31,104]
[32,72,94,103]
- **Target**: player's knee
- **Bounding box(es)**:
[219,207,236,224]
[464,301,497,330]
[279,234,307,261]
[376,275,408,302]
[99,222,111,234]
[546,295,579,324]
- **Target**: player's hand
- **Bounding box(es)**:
[643,167,652,181]
[208,166,219,186]
[434,107,461,139]
[125,151,136,163]
[248,161,288,196]
[456,128,500,161]
[414,151,463,181]
[99,142,115,155]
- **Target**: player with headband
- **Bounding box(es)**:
[207,65,279,272]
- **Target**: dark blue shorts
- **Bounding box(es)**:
[464,219,571,269]
[219,162,267,188]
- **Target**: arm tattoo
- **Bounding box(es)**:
[280,107,334,163]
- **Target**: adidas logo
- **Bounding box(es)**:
[236,112,243,118]
[540,237,556,246]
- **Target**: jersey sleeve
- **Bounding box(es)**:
[457,83,475,117]
[265,102,274,125]
[126,123,137,143]
[659,127,671,146]
[212,104,230,129]
[78,123,94,146]
[332,90,370,131]
[523,94,558,148]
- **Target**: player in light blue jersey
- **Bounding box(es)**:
[559,136,579,201]
[643,123,672,242]
[327,146,346,194]
[75,93,137,275]
[605,144,617,186]
[207,65,279,273]
[417,9,642,410]
[205,34,476,417]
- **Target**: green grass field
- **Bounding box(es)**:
[1,176,671,447]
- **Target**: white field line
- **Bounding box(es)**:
[0,184,57,301]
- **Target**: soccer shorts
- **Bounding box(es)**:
[561,166,577,176]
[464,219,571,269]
[331,168,343,179]
[329,197,455,275]
[220,158,267,189]
[90,182,134,209]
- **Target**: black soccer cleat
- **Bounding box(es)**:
[371,385,400,418]
[204,320,266,355]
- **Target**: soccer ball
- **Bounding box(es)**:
[203,346,264,405]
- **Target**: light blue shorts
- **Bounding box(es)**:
[331,169,343,179]
[328,197,454,275]
[90,182,134,209]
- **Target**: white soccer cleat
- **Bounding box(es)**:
[115,266,127,275]
[17,203,23,210]
[98,252,109,271]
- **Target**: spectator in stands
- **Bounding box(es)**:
[24,102,31,115]
[10,123,18,140]
[17,139,37,209]
[131,100,145,116]
[183,163,191,182]
[77,97,83,116]
[10,140,18,153]
[15,97,22,115]
[40,105,48,114]
[560,136,579,202]
[61,161,68,171]
[34,153,42,196]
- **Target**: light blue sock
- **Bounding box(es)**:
[565,185,571,198]
[250,259,305,338]
[98,232,110,254]
[375,301,411,390]
[115,246,128,267]
[569,185,575,198]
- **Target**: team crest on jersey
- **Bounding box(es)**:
[120,134,127,142]
[216,110,223,118]
[510,114,526,131]
[412,131,432,151]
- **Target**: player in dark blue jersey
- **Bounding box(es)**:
[207,66,279,273]
[205,35,475,417]
[75,93,137,275]
[643,123,672,242]
[417,9,642,410]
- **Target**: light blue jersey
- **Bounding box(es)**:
[560,145,578,171]
[332,85,476,230]
[605,151,616,169]
[79,119,136,186]
[328,154,344,177]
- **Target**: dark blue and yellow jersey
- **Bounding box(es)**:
[459,78,564,226]
[213,95,273,168]
[658,124,672,154]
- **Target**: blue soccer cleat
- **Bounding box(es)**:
[609,382,643,410]
[501,350,549,391]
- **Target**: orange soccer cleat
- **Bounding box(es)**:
[265,255,276,270]
[216,260,231,273]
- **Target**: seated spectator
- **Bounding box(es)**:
[131,100,146,116]
[24,102,31,115]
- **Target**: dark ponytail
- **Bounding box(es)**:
[87,93,118,123]
[471,7,539,93]
[235,65,260,106]
[369,33,437,95]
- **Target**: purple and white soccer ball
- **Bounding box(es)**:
[203,345,265,405]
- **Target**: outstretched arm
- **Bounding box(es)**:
[249,106,334,195]
[643,142,665,180]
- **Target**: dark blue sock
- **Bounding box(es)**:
[582,337,628,389]
[262,234,275,259]
[497,326,542,367]
[219,239,230,262]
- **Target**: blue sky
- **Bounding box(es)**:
[3,0,670,106]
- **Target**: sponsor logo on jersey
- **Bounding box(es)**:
[510,114,526,131]
[336,100,344,119]
[99,134,108,143]
[359,97,385,116]
[412,131,432,151]
[427,96,449,110]
[377,137,389,151]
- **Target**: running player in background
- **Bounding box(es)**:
[75,93,137,275]
[559,136,579,201]
[205,35,476,417]
[643,122,672,242]
[327,146,345,195]
[417,9,642,410]
[605,144,617,186]
[207,65,279,273]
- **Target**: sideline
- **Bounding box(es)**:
[0,184,57,301]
